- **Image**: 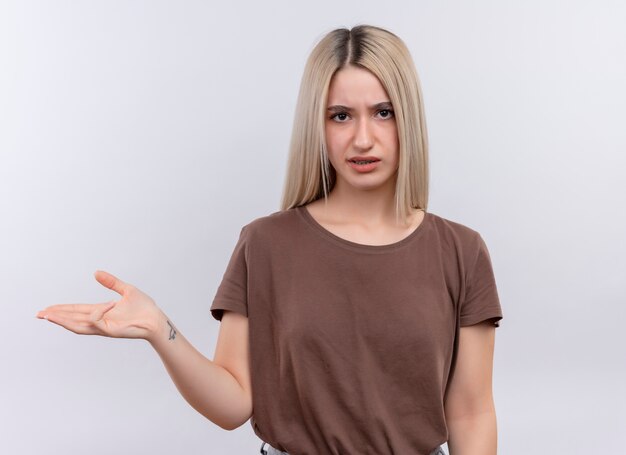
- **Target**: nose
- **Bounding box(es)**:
[353,118,374,151]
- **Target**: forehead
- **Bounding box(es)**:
[327,65,390,104]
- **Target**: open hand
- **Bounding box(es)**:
[36,270,163,341]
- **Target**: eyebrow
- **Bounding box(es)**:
[327,101,393,113]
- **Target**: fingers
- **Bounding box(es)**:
[36,301,116,322]
[94,270,129,296]
[42,311,99,336]
[38,303,101,315]
[39,309,91,323]
[36,270,127,319]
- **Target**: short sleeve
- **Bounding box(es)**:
[460,234,503,327]
[210,226,249,321]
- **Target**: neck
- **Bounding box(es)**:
[321,179,402,226]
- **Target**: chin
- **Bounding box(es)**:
[348,179,395,192]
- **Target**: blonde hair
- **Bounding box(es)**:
[280,25,429,222]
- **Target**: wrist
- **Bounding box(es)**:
[146,310,179,348]
[145,309,171,344]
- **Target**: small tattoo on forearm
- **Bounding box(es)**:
[167,320,177,340]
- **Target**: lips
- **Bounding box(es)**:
[347,158,381,173]
[347,156,381,163]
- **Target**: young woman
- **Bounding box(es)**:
[37,25,503,455]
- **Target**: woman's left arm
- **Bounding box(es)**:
[444,321,499,455]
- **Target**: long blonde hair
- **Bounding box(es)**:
[280,25,429,222]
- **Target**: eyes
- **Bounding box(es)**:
[376,109,394,121]
[329,109,394,123]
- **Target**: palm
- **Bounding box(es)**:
[37,270,160,340]
[96,286,157,338]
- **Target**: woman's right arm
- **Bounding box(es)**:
[36,270,252,431]
[149,309,252,430]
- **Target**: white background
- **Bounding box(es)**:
[1,1,625,454]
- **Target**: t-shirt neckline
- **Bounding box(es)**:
[295,205,430,253]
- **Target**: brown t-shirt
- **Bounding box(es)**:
[210,206,503,455]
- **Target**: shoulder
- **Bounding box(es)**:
[240,208,301,240]
[426,211,483,244]
[423,212,496,285]
[424,211,490,270]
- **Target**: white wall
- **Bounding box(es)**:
[1,1,624,453]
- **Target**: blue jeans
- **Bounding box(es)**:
[259,441,446,455]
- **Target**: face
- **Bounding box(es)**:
[325,65,399,195]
